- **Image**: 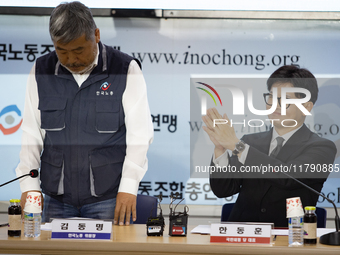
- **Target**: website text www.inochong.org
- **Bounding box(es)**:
[131,47,300,70]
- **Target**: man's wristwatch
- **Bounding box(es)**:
[232,140,246,155]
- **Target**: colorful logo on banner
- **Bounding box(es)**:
[196,82,223,106]
[0,105,23,135]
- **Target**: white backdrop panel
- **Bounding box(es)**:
[0,15,339,206]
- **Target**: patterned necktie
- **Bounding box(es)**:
[270,137,285,158]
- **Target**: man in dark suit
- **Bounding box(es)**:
[202,65,337,227]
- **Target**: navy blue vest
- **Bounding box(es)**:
[36,42,137,207]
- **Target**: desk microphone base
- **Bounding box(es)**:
[319,231,340,246]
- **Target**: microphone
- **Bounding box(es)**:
[282,171,340,245]
[0,169,39,188]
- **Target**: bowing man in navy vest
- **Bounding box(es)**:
[16,1,153,225]
[202,65,336,227]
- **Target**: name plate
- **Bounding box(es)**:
[210,223,272,244]
[51,219,112,240]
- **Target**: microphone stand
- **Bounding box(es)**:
[0,170,39,188]
[282,172,340,245]
[0,174,30,188]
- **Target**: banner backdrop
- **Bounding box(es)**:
[0,15,340,207]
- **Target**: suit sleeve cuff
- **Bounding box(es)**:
[213,150,229,166]
[238,144,250,164]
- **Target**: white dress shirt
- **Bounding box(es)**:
[16,44,154,196]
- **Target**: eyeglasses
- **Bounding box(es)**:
[263,93,290,109]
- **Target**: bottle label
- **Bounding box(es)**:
[24,212,40,218]
[288,217,303,226]
[304,223,317,239]
[8,215,21,231]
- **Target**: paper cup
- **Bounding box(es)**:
[286,197,304,218]
[24,192,42,213]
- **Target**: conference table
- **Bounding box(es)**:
[0,224,340,255]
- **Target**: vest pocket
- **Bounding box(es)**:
[95,99,120,133]
[38,97,67,131]
[40,148,64,195]
[89,145,125,197]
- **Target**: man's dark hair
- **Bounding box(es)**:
[267,65,318,104]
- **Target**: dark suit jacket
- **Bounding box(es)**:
[210,124,337,227]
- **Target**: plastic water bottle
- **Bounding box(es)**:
[288,216,304,247]
[23,191,42,238]
[24,212,41,238]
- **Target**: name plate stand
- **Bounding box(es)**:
[210,223,273,245]
[51,219,112,240]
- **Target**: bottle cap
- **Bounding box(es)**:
[305,206,316,211]
[24,192,42,213]
[286,197,304,218]
[9,199,20,203]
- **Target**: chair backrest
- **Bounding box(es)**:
[135,194,158,224]
[221,203,327,228]
[316,207,327,228]
[221,203,235,222]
